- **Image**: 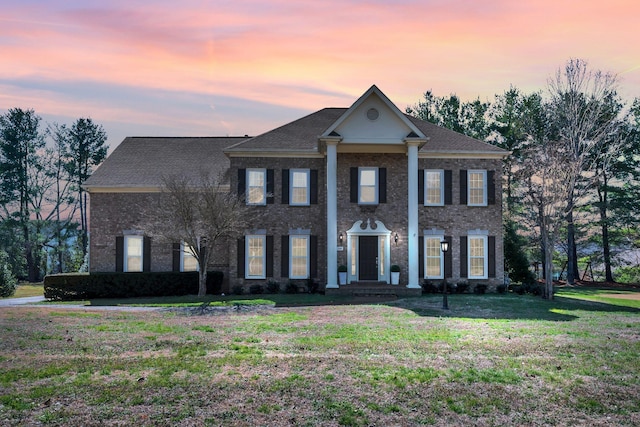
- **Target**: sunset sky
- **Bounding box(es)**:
[2,0,639,151]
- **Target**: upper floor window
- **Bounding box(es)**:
[359,167,378,204]
[425,170,444,206]
[424,236,444,279]
[247,169,266,205]
[124,235,143,272]
[246,235,266,279]
[468,170,487,206]
[290,169,310,205]
[468,235,488,279]
[181,242,198,272]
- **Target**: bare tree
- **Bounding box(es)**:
[148,172,248,297]
[547,59,619,285]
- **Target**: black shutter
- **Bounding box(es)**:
[143,236,151,272]
[350,167,358,203]
[172,243,180,272]
[418,236,424,279]
[115,236,124,272]
[238,169,246,197]
[488,236,496,278]
[418,169,424,205]
[237,237,245,278]
[487,170,496,205]
[460,170,467,205]
[444,170,452,205]
[266,235,274,277]
[460,236,468,278]
[310,235,318,278]
[310,169,318,205]
[378,167,387,203]
[281,169,289,204]
[266,169,274,204]
[445,235,452,278]
[281,235,289,278]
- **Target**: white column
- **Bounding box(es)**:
[326,141,339,288]
[407,142,420,288]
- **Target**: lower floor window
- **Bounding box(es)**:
[425,236,444,279]
[181,242,198,272]
[124,235,143,272]
[290,235,309,279]
[469,235,488,279]
[246,235,266,279]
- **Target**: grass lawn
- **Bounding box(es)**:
[0,290,639,426]
[2,283,44,299]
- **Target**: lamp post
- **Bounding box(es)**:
[440,240,449,310]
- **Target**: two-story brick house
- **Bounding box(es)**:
[84,85,508,293]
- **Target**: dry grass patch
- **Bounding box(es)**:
[0,293,639,426]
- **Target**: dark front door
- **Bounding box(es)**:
[358,236,378,280]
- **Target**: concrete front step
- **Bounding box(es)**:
[325,282,422,297]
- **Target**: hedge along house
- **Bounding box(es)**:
[84,85,508,294]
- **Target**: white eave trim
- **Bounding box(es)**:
[84,184,232,194]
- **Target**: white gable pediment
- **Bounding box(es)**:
[322,85,426,146]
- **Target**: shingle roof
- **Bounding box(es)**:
[224,108,345,152]
[225,107,506,155]
[84,137,247,189]
[407,116,507,154]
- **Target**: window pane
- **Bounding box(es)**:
[291,170,309,204]
[360,186,376,203]
[247,170,265,204]
[360,170,376,186]
[292,171,307,187]
[426,171,442,205]
[290,236,308,279]
[469,236,486,278]
[470,258,484,277]
[247,236,265,277]
[425,237,443,278]
[125,237,143,272]
[468,171,485,205]
[182,244,198,272]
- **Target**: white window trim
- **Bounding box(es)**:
[289,169,310,206]
[246,168,266,206]
[425,169,444,206]
[424,235,445,279]
[358,167,378,205]
[245,235,266,279]
[124,235,143,272]
[468,234,488,279]
[181,241,199,272]
[467,169,487,206]
[289,235,310,279]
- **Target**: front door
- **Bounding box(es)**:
[358,236,378,280]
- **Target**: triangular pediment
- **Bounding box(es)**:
[321,85,426,145]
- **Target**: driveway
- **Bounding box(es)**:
[0,295,161,311]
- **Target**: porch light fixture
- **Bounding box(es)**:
[394,232,399,245]
[440,240,449,310]
[339,232,344,244]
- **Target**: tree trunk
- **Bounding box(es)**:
[198,268,208,297]
[566,209,576,285]
[542,228,554,300]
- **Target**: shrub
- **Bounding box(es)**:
[455,281,469,294]
[285,281,299,294]
[421,280,438,294]
[390,264,401,273]
[43,271,224,301]
[266,280,280,294]
[496,283,508,294]
[231,285,244,295]
[338,265,348,272]
[473,283,488,294]
[0,251,17,298]
[249,284,264,294]
[307,278,320,294]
